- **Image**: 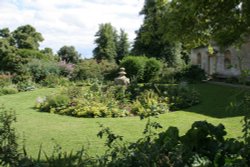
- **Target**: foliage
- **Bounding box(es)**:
[120,56,147,81]
[16,80,36,91]
[161,0,250,49]
[36,85,129,118]
[120,56,163,82]
[132,0,185,66]
[0,73,12,87]
[0,106,19,167]
[115,29,130,64]
[27,59,60,83]
[37,94,70,113]
[175,65,206,83]
[131,90,169,119]
[128,83,200,111]
[41,74,70,88]
[93,23,117,62]
[57,45,80,64]
[12,24,44,50]
[0,85,19,96]
[0,38,19,73]
[58,61,74,78]
[72,59,118,81]
[144,57,163,82]
[160,83,201,111]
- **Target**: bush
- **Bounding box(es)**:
[131,90,169,118]
[0,106,19,166]
[17,49,54,61]
[58,61,74,78]
[0,85,18,95]
[72,59,118,81]
[127,83,200,111]
[162,83,200,110]
[38,94,70,112]
[120,56,147,82]
[0,73,12,87]
[120,56,163,82]
[41,75,70,88]
[144,58,163,82]
[175,65,206,83]
[16,81,36,91]
[27,59,61,83]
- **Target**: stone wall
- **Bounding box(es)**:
[190,42,250,77]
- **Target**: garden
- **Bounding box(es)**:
[1,0,250,166]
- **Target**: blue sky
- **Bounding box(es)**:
[0,0,144,58]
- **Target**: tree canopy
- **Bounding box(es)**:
[132,0,184,66]
[57,46,80,64]
[115,29,130,64]
[12,24,44,50]
[161,0,250,49]
[93,23,117,62]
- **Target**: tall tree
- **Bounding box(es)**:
[93,23,117,62]
[116,29,130,64]
[57,45,80,64]
[132,0,182,66]
[12,24,44,50]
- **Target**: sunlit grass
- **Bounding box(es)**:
[0,83,248,157]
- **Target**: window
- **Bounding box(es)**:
[224,50,232,69]
[197,53,202,66]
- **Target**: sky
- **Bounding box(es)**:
[0,0,144,58]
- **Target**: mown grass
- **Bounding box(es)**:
[0,83,248,157]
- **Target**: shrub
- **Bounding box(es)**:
[0,73,12,87]
[38,94,70,112]
[158,67,179,84]
[16,81,36,91]
[72,59,118,81]
[144,58,163,82]
[0,85,18,95]
[0,106,19,167]
[131,90,169,118]
[162,83,200,110]
[27,59,60,83]
[41,74,70,88]
[120,56,147,81]
[17,49,54,61]
[128,83,200,111]
[58,61,74,78]
[120,56,163,82]
[175,65,206,83]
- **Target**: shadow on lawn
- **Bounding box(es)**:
[181,83,250,118]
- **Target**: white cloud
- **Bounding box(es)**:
[0,0,144,58]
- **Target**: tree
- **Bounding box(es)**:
[12,24,44,50]
[41,47,53,55]
[115,29,130,64]
[0,38,19,72]
[161,0,250,49]
[0,28,15,46]
[93,23,117,62]
[57,46,80,64]
[132,0,183,66]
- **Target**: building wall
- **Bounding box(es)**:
[190,42,250,77]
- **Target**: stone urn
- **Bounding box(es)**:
[114,67,130,86]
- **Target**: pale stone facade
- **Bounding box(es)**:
[190,40,250,77]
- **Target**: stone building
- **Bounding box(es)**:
[190,39,250,77]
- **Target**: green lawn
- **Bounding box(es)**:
[0,83,248,157]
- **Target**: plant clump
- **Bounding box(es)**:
[35,81,200,118]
